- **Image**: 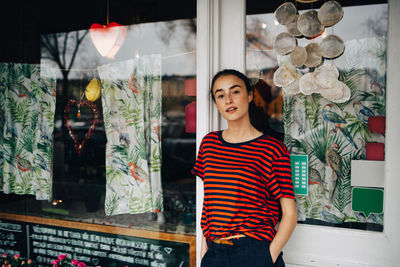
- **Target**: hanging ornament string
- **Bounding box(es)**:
[106,0,110,25]
[77,76,85,118]
[64,77,99,156]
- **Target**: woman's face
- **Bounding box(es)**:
[212,74,253,123]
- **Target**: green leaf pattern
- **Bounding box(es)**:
[284,37,386,226]
[98,55,163,216]
[0,63,56,200]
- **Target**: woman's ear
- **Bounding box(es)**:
[248,90,254,102]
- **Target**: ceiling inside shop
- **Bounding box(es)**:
[1,0,196,34]
[0,0,387,34]
[247,0,387,15]
[0,0,387,62]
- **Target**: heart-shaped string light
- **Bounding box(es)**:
[89,0,126,59]
[64,100,99,156]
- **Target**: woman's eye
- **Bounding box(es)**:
[217,94,224,99]
[232,90,240,95]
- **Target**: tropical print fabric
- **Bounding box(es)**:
[98,54,163,216]
[283,37,386,226]
[0,63,56,200]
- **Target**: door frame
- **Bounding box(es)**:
[196,0,400,266]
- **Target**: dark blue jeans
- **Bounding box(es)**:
[201,237,285,267]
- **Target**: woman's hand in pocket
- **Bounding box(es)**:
[269,245,280,263]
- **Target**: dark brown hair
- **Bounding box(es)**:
[210,69,271,135]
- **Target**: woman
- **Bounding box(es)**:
[192,69,297,267]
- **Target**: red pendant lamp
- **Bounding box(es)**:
[89,0,126,59]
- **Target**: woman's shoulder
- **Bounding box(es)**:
[201,131,220,140]
[258,135,289,155]
[199,131,221,145]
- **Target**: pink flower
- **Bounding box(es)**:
[13,254,20,260]
[2,253,6,258]
[21,261,25,265]
[58,255,67,260]
[71,259,79,265]
[27,259,32,264]
[50,259,60,264]
[77,262,87,267]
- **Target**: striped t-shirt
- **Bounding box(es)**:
[192,131,294,242]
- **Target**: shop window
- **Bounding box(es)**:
[0,1,197,266]
[246,1,387,232]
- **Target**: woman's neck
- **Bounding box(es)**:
[223,122,263,143]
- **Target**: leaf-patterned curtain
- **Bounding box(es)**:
[98,55,163,216]
[283,37,386,226]
[0,63,56,200]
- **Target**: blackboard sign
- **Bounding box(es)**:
[0,215,193,267]
[0,219,27,255]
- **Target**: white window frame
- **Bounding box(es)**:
[196,0,400,266]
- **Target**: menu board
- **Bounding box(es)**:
[290,154,308,195]
[0,219,27,255]
[0,214,194,267]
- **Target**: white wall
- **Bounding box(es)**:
[382,0,400,265]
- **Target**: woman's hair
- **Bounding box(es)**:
[210,69,272,136]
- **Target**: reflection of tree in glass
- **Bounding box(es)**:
[156,19,196,51]
[365,9,387,37]
[246,18,275,61]
[41,31,89,116]
[41,31,88,83]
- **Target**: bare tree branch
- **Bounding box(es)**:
[67,30,89,70]
[53,33,61,66]
[62,32,69,68]
[41,35,58,59]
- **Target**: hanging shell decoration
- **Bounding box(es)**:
[290,46,307,67]
[272,1,347,102]
[318,0,344,27]
[299,72,319,95]
[275,32,297,55]
[273,64,298,88]
[305,43,323,68]
[297,10,324,38]
[275,2,298,25]
[286,14,302,37]
[320,34,345,58]
[282,74,301,96]
[314,64,339,89]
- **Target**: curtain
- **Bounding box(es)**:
[283,37,386,225]
[0,63,56,200]
[98,54,163,216]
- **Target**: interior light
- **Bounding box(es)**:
[89,22,127,59]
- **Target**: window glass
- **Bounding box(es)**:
[0,1,196,265]
[246,2,387,232]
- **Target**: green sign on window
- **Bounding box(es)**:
[290,155,308,195]
[352,187,384,217]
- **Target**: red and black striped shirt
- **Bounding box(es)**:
[192,131,294,242]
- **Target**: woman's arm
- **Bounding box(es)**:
[269,197,298,263]
[201,234,208,259]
